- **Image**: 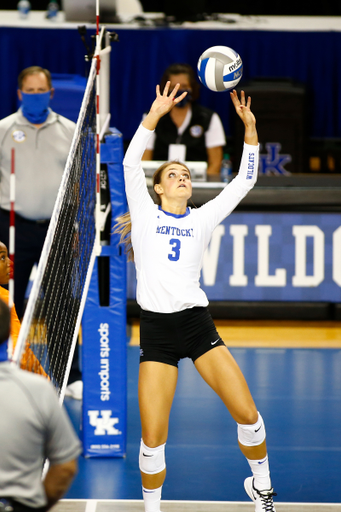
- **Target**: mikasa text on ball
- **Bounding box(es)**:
[197,45,243,92]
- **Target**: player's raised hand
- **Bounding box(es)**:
[143,82,187,131]
[230,89,258,146]
[230,90,256,127]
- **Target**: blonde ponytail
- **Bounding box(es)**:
[113,212,134,262]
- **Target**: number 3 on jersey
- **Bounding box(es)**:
[168,238,181,261]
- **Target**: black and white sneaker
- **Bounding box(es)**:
[244,477,277,512]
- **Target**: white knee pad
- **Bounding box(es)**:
[237,412,266,447]
[139,439,166,475]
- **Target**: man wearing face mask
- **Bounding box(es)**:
[142,63,226,175]
[0,66,75,320]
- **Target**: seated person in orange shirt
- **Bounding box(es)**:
[0,240,46,376]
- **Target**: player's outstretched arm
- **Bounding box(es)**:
[142,81,187,131]
[230,89,258,146]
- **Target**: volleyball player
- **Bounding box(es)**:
[115,83,277,512]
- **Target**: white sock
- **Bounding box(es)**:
[142,485,162,512]
[247,455,271,491]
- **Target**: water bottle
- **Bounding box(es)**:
[17,0,31,19]
[46,0,59,20]
[220,153,233,183]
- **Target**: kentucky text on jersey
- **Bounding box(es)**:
[246,153,255,180]
[156,225,194,237]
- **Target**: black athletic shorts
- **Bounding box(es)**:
[139,306,226,367]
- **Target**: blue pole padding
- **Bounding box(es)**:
[82,128,128,457]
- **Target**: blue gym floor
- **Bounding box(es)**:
[64,345,341,504]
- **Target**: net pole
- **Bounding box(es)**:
[94,0,102,257]
[99,31,111,137]
[7,148,15,359]
[97,34,112,233]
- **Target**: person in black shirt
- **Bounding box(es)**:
[142,63,226,175]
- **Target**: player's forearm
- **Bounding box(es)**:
[235,142,259,190]
[244,123,258,146]
[142,111,162,131]
[43,460,77,510]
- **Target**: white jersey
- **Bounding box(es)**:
[124,124,258,314]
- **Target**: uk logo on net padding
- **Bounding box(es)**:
[88,410,122,436]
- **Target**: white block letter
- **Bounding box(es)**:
[333,226,341,287]
[203,224,225,286]
[255,225,286,286]
[292,226,324,287]
[229,225,248,286]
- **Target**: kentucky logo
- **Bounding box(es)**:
[259,142,291,175]
[88,410,121,436]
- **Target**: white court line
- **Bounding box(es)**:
[62,499,341,507]
[84,500,98,512]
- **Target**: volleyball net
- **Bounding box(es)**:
[12,56,98,396]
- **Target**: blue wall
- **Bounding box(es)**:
[1,26,341,140]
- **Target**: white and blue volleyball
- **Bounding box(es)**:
[197,45,243,92]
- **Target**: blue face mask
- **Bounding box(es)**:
[175,89,192,108]
[0,340,8,362]
[21,91,51,124]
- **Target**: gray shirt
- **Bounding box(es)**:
[0,362,82,508]
[0,109,75,220]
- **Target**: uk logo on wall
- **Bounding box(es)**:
[259,143,292,175]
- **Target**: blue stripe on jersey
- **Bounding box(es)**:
[158,205,190,218]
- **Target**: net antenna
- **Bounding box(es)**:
[11,11,112,400]
[7,148,15,359]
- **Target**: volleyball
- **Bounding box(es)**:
[197,45,243,92]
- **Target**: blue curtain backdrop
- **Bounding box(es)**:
[1,26,341,141]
